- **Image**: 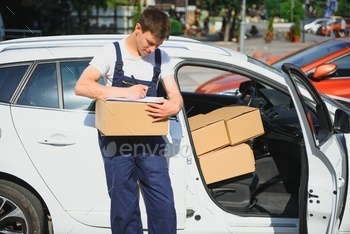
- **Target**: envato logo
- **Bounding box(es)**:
[101,141,191,158]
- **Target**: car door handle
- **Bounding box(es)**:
[37,134,76,146]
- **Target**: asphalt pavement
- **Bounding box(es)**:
[196,32,331,61]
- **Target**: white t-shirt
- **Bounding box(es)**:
[90,39,174,87]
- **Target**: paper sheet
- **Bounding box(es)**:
[106,96,164,103]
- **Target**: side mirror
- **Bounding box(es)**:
[312,64,337,80]
[334,109,350,133]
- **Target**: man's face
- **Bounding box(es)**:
[136,25,165,56]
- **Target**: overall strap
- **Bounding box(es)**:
[112,42,124,87]
[154,49,167,98]
[152,48,161,83]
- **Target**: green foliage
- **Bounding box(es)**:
[280,0,303,22]
[170,18,183,36]
[267,17,273,32]
[264,17,274,41]
[310,4,324,18]
[264,0,281,17]
[235,22,240,36]
[107,0,128,8]
[198,0,242,12]
[133,0,142,28]
[335,0,350,16]
[293,16,301,36]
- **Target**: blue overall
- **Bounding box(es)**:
[98,42,176,234]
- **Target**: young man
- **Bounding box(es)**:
[75,7,183,234]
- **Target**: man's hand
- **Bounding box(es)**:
[145,98,180,122]
[125,84,149,99]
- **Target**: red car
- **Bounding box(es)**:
[196,37,350,101]
[319,18,350,37]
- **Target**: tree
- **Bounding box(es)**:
[93,0,108,32]
[107,0,128,32]
[211,0,242,42]
[70,0,94,33]
[280,0,303,22]
[198,0,262,41]
[336,0,350,17]
[69,0,110,34]
[133,0,142,28]
[264,0,280,18]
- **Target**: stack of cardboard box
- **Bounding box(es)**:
[188,106,264,184]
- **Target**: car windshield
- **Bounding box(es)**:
[248,57,283,76]
[305,18,316,24]
[272,39,348,70]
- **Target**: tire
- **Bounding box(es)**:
[0,180,45,234]
[316,27,322,35]
[334,31,340,37]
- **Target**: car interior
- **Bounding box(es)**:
[177,64,324,219]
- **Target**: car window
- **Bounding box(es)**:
[0,65,29,102]
[332,54,350,77]
[17,63,59,108]
[285,68,332,144]
[272,40,349,70]
[60,61,94,110]
[15,60,101,110]
[177,66,227,93]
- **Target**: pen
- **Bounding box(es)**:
[121,76,152,89]
[131,75,138,84]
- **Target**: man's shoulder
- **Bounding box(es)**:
[158,49,170,59]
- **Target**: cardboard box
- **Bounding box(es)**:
[198,143,255,184]
[207,106,264,145]
[188,114,230,155]
[95,99,168,136]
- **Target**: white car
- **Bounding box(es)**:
[304,18,332,34]
[1,35,350,234]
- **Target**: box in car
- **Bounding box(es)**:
[206,105,264,146]
[188,114,230,156]
[95,98,169,136]
[198,143,255,184]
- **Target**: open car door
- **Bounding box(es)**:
[282,63,346,233]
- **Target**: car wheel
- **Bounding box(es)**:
[0,180,45,234]
[316,27,322,35]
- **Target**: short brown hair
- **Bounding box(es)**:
[137,7,171,40]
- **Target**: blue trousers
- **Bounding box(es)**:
[99,135,177,234]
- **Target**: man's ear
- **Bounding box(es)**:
[135,23,142,32]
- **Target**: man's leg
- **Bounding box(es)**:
[136,153,177,234]
[99,135,143,234]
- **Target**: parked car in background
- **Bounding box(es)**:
[196,37,350,105]
[319,18,350,37]
[304,18,332,33]
[1,35,350,234]
[310,19,333,34]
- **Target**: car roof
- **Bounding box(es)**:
[0,34,246,64]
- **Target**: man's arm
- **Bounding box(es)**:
[75,65,149,100]
[145,74,183,122]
